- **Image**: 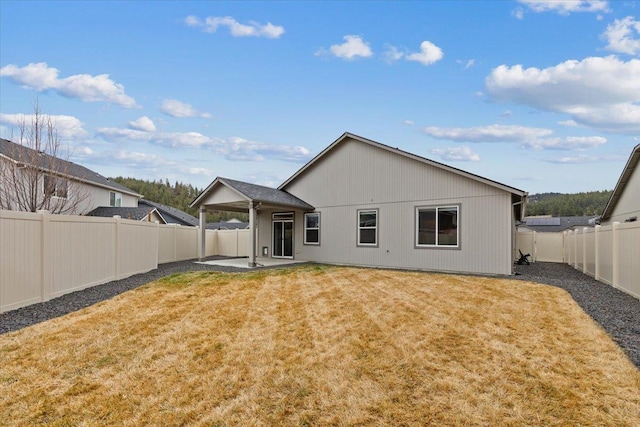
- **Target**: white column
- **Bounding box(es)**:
[199,207,206,261]
[248,201,256,267]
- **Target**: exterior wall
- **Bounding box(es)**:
[279,138,517,275]
[602,163,640,224]
[82,185,138,213]
[200,184,245,206]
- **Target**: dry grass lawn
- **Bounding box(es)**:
[1,265,639,426]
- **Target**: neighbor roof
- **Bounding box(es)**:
[520,216,596,233]
[138,199,199,226]
[601,144,640,222]
[87,206,161,221]
[191,177,314,211]
[0,138,141,197]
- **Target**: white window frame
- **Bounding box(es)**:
[304,212,320,245]
[357,209,378,247]
[415,205,460,248]
[110,191,122,207]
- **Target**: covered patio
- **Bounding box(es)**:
[190,177,314,267]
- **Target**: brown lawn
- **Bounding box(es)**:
[1,265,639,426]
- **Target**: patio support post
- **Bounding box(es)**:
[248,201,256,267]
[199,207,206,261]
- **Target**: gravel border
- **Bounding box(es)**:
[2,259,638,369]
[514,262,640,369]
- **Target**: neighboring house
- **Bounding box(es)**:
[138,199,199,226]
[192,132,528,275]
[0,138,141,214]
[518,215,597,233]
[600,144,640,225]
[207,219,250,230]
[87,206,165,223]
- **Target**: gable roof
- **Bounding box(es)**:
[0,138,141,198]
[138,199,199,226]
[86,206,163,222]
[601,144,640,222]
[279,132,527,197]
[190,177,314,211]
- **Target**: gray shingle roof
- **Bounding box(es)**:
[0,138,140,197]
[218,177,314,210]
[520,216,597,233]
[206,221,250,230]
[87,206,157,221]
[138,199,199,226]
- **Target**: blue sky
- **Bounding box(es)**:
[1,0,639,194]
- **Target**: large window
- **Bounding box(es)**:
[110,191,122,207]
[357,209,378,246]
[304,212,320,245]
[416,206,458,247]
[43,175,68,199]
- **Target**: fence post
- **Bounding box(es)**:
[582,227,588,274]
[173,224,178,262]
[594,225,600,281]
[532,231,537,262]
[114,215,121,280]
[38,210,51,303]
[612,222,620,289]
[574,228,579,269]
[236,228,239,257]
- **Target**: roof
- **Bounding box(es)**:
[0,138,141,198]
[138,199,199,226]
[191,177,314,211]
[279,132,528,197]
[519,216,597,233]
[86,206,161,221]
[206,221,250,230]
[601,144,640,222]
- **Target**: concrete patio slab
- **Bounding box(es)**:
[195,257,307,269]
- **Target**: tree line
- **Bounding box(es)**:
[525,190,612,217]
[110,177,248,222]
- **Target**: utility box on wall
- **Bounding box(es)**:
[262,246,268,256]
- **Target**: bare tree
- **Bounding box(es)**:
[0,100,90,214]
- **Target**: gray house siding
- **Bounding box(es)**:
[277,137,515,275]
[602,160,640,224]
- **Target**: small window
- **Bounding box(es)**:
[110,191,122,207]
[357,209,378,246]
[43,175,68,199]
[416,206,458,247]
[304,212,320,245]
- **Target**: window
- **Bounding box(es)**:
[304,212,320,245]
[357,209,378,246]
[110,191,122,207]
[416,206,458,247]
[43,175,68,198]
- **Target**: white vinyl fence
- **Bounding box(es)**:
[565,222,640,299]
[516,231,565,263]
[1,210,250,313]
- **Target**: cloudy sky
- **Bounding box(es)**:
[1,0,639,194]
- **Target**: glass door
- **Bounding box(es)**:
[272,220,294,258]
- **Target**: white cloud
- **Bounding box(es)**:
[430,146,480,162]
[184,15,284,39]
[602,16,640,55]
[499,110,512,117]
[404,120,414,126]
[517,0,609,15]
[523,136,607,150]
[545,154,599,164]
[128,116,156,132]
[0,113,88,140]
[423,124,553,143]
[0,63,138,108]
[96,127,312,163]
[485,56,640,133]
[513,8,525,20]
[318,35,373,60]
[406,41,444,66]
[160,99,212,118]
[558,119,579,127]
[383,45,404,63]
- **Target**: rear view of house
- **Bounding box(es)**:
[192,133,527,276]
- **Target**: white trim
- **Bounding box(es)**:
[357,208,378,247]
